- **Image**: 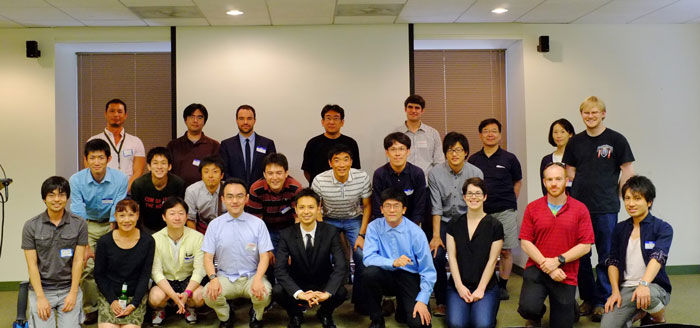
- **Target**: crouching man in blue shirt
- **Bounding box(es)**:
[363,187,436,328]
[602,176,673,327]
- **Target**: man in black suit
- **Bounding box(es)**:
[219,104,277,188]
[273,188,348,328]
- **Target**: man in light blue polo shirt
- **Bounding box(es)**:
[202,178,273,328]
[68,138,128,323]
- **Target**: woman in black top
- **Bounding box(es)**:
[445,177,504,328]
[539,118,575,195]
[94,199,155,327]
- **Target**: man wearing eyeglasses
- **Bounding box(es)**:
[468,118,523,301]
[167,103,221,188]
[427,132,483,316]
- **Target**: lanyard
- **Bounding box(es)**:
[104,131,126,169]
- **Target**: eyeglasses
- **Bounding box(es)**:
[382,203,404,210]
[224,193,246,200]
[465,192,484,198]
[447,148,465,154]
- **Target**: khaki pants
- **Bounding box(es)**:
[80,221,111,313]
[203,275,272,321]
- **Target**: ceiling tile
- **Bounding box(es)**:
[456,0,544,23]
[60,6,139,20]
[0,0,50,8]
[195,0,270,25]
[0,6,78,21]
[21,19,84,26]
[0,14,20,26]
[333,15,396,24]
[574,0,677,23]
[80,19,146,25]
[267,0,333,25]
[120,0,194,7]
[631,0,700,23]
[517,0,611,23]
[397,0,475,23]
[144,17,209,25]
[47,0,124,8]
[337,0,406,4]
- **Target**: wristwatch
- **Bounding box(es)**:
[208,274,217,280]
[639,280,650,287]
[557,255,566,266]
[358,233,366,238]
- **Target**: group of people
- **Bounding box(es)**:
[21,94,673,328]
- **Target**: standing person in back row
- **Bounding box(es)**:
[395,95,444,179]
[563,96,635,322]
[302,104,361,185]
[468,118,522,301]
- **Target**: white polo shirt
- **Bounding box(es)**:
[89,128,145,179]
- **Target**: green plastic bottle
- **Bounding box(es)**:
[118,283,128,309]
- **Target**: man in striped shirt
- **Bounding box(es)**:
[311,144,372,314]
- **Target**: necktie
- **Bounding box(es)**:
[244,138,252,181]
[305,234,313,255]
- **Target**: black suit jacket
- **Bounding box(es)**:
[219,133,276,188]
[274,222,347,296]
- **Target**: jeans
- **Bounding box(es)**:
[29,288,84,328]
[267,229,281,285]
[446,284,499,328]
[432,220,448,305]
[578,212,617,306]
[323,216,366,308]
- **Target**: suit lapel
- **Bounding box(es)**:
[231,135,245,173]
[295,226,311,268]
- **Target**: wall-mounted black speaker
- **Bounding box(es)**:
[26,41,41,58]
[537,35,549,53]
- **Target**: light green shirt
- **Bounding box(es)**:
[151,227,205,284]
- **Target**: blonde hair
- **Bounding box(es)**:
[579,96,606,113]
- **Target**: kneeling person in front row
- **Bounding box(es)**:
[602,176,673,327]
[273,188,348,328]
[363,187,435,328]
[149,197,206,325]
[202,178,273,328]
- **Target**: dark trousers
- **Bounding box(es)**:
[362,266,431,328]
[518,266,577,328]
[431,220,448,306]
[577,212,616,306]
[272,284,347,318]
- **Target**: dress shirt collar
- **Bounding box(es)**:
[39,210,70,227]
[330,169,354,184]
[300,222,317,245]
[103,127,125,138]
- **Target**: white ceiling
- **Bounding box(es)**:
[0,0,698,27]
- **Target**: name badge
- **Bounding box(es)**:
[184,254,194,263]
[280,206,291,214]
[404,188,414,196]
[644,241,655,249]
[245,243,257,253]
[60,248,73,258]
[255,146,267,154]
[192,159,201,166]
[496,164,506,169]
[416,140,428,148]
[102,198,114,204]
[123,149,134,157]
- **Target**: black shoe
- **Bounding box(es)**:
[591,306,604,322]
[368,317,385,328]
[249,308,264,328]
[499,287,510,300]
[287,315,303,328]
[219,318,234,328]
[83,311,98,325]
[317,313,337,328]
[381,299,395,317]
[578,301,593,316]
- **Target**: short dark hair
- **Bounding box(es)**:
[162,196,189,215]
[84,139,111,158]
[321,104,345,120]
[478,118,502,133]
[621,175,656,208]
[327,144,353,161]
[222,178,247,193]
[236,104,256,119]
[293,188,321,206]
[383,132,411,150]
[380,187,407,206]
[404,95,425,109]
[462,177,487,195]
[146,147,172,165]
[199,156,225,174]
[41,176,70,200]
[548,118,575,147]
[442,132,470,157]
[262,153,288,172]
[183,103,208,123]
[105,98,127,113]
[115,198,139,214]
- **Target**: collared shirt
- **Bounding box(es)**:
[21,210,88,290]
[311,168,372,220]
[201,212,273,282]
[152,227,205,284]
[519,196,594,286]
[395,122,444,178]
[167,132,220,187]
[301,134,362,183]
[371,162,426,224]
[363,217,436,305]
[184,181,226,225]
[246,176,303,232]
[89,128,145,179]
[428,162,483,222]
[300,223,317,248]
[468,147,522,213]
[238,132,257,169]
[69,167,128,222]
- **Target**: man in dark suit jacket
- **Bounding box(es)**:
[219,104,276,188]
[273,188,347,328]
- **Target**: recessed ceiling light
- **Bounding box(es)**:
[491,8,508,14]
[226,10,244,16]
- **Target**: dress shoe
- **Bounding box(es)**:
[287,315,303,328]
[317,313,336,328]
[249,308,264,328]
[368,317,385,328]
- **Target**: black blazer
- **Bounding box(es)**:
[274,222,347,296]
[219,133,276,188]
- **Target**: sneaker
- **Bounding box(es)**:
[433,304,446,317]
[499,287,510,300]
[185,307,197,324]
[152,309,166,326]
[578,301,593,316]
[591,306,605,322]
